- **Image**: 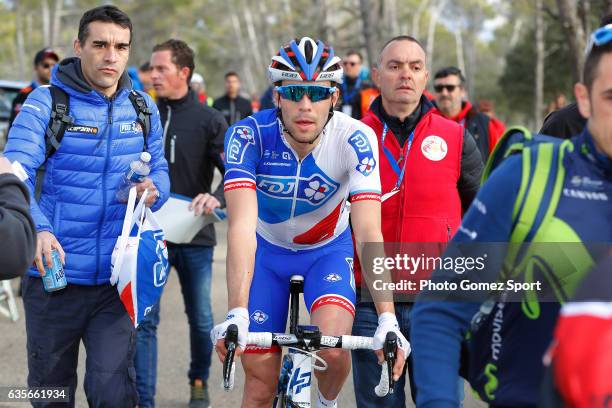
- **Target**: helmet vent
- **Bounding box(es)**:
[304,40,314,63]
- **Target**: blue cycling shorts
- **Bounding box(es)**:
[246,227,356,353]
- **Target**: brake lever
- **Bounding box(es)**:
[223,324,238,391]
[383,331,398,393]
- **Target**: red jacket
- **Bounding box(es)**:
[354,98,464,287]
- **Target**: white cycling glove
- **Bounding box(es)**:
[210,307,250,350]
[373,312,411,358]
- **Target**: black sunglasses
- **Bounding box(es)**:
[434,84,460,93]
[343,61,359,67]
[39,63,56,69]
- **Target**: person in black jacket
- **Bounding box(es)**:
[0,156,36,280]
[137,39,228,408]
[212,71,253,125]
[8,48,59,128]
[539,102,586,139]
[539,14,612,139]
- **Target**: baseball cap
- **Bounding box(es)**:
[34,48,60,65]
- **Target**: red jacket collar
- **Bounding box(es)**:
[451,101,473,122]
[431,100,473,124]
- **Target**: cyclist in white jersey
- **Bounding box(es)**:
[211,37,409,408]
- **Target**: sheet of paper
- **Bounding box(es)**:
[154,195,226,244]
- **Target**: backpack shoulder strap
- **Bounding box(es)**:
[481,125,532,183]
[128,90,151,151]
[467,112,491,161]
[502,140,572,270]
[510,139,572,242]
[45,85,74,161]
[510,143,555,243]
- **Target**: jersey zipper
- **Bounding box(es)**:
[170,135,177,164]
[281,129,303,242]
[96,97,113,281]
[162,106,172,147]
[290,159,302,219]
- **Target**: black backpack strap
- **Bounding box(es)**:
[45,85,74,161]
[128,90,151,151]
[467,111,491,162]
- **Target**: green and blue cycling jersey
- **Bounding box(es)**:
[410,128,612,407]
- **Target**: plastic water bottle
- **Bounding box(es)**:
[116,152,151,202]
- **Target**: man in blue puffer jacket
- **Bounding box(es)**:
[4,5,169,407]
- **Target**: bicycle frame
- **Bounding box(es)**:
[274,275,312,408]
[223,275,397,408]
[275,347,313,407]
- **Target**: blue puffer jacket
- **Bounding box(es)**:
[4,58,170,285]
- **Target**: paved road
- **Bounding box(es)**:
[0,220,485,407]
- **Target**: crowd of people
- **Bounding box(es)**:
[0,4,610,408]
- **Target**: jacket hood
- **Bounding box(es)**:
[52,57,132,97]
[366,94,434,126]
[451,100,473,123]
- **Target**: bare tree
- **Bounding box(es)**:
[281,0,295,38]
[42,0,50,44]
[315,0,334,43]
[50,0,64,48]
[385,0,400,38]
[556,0,586,83]
[426,0,445,71]
[411,0,430,38]
[230,12,257,95]
[359,0,378,68]
[242,0,265,93]
[256,1,276,58]
[455,28,465,74]
[535,0,545,127]
[509,17,524,49]
[578,0,591,37]
[15,2,26,81]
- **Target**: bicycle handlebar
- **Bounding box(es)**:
[246,332,375,350]
[221,325,399,397]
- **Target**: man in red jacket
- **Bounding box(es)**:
[352,36,483,407]
[433,66,504,163]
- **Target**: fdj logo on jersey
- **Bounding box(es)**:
[299,174,339,206]
[289,367,312,395]
[258,176,296,198]
[348,130,376,176]
[258,173,338,206]
[227,126,256,164]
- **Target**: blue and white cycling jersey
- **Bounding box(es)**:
[224,109,382,250]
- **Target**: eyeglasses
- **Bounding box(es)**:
[585,24,612,56]
[434,84,460,93]
[275,85,337,102]
[343,61,359,67]
[39,63,55,69]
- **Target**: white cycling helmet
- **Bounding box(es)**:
[268,37,344,84]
